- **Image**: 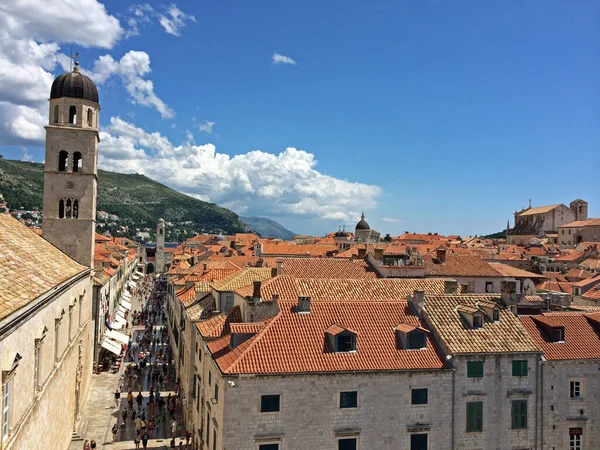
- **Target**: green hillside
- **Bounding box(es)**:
[0,158,246,235]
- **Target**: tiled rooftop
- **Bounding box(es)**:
[235,276,460,301]
[0,214,87,320]
[212,267,273,292]
[208,300,447,375]
[423,254,501,277]
[195,306,242,338]
[520,312,600,360]
[488,262,545,279]
[281,258,377,279]
[423,294,541,354]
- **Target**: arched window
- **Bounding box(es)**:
[59,199,65,218]
[66,199,72,218]
[73,152,82,172]
[54,105,59,124]
[69,106,76,124]
[73,200,79,219]
[87,109,93,127]
[58,151,69,172]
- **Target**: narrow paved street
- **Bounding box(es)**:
[71,275,189,450]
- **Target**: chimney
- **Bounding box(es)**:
[444,280,458,294]
[436,248,446,263]
[410,290,425,316]
[272,293,279,303]
[297,295,311,313]
[271,267,277,278]
[357,247,367,259]
[276,258,284,276]
[203,262,208,271]
[374,248,384,260]
[252,281,262,300]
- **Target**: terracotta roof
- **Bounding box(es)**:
[260,243,338,257]
[564,268,594,281]
[559,218,600,228]
[235,276,461,301]
[423,254,501,277]
[520,313,600,360]
[495,253,527,261]
[423,295,540,354]
[0,214,88,320]
[519,204,561,216]
[177,286,197,307]
[212,267,273,292]
[197,269,238,282]
[537,281,574,294]
[281,258,377,279]
[229,322,266,334]
[554,251,584,262]
[522,247,547,256]
[581,258,600,270]
[487,262,545,278]
[581,279,600,300]
[208,300,447,375]
[571,274,600,288]
[195,306,242,339]
[521,295,544,304]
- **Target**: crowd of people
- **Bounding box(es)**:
[85,273,191,449]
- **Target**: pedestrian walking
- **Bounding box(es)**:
[114,389,121,408]
[134,431,141,449]
[83,439,90,450]
[90,440,96,449]
[111,423,118,443]
[171,419,177,437]
[141,432,149,449]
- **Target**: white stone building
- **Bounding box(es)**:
[520,312,600,450]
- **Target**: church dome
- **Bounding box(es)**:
[355,213,370,231]
[50,67,99,103]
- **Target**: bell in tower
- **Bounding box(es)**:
[42,54,100,267]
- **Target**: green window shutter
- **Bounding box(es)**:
[467,361,484,378]
[512,360,528,377]
[466,401,483,432]
[511,400,527,429]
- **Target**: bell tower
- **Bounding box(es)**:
[42,55,100,267]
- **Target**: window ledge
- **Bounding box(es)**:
[407,423,431,432]
[334,428,361,437]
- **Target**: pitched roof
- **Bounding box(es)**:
[212,267,273,292]
[487,262,545,278]
[423,295,540,354]
[259,243,338,257]
[235,276,461,301]
[0,214,88,320]
[518,204,561,216]
[195,306,242,339]
[423,254,501,277]
[559,218,600,228]
[208,300,447,375]
[520,313,600,360]
[281,258,377,279]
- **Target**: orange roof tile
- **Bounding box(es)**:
[195,306,242,339]
[281,258,377,279]
[212,267,273,292]
[208,300,447,375]
[260,243,338,257]
[0,214,87,320]
[235,276,460,301]
[424,254,501,277]
[520,312,600,360]
[423,295,540,354]
[487,262,545,278]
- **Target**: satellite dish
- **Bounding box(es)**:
[523,279,536,295]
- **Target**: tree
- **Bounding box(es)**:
[383,233,392,242]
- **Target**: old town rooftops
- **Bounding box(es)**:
[280,258,377,279]
[234,276,461,301]
[211,267,273,292]
[520,312,600,360]
[422,294,541,355]
[423,254,502,277]
[0,213,88,320]
[207,299,448,375]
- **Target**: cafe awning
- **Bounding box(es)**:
[106,329,129,345]
[121,299,132,310]
[101,338,122,356]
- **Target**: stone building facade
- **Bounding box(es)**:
[0,215,94,450]
[557,218,600,246]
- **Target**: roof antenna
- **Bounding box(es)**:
[73,52,80,72]
[70,44,73,71]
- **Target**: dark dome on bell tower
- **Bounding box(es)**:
[50,63,98,104]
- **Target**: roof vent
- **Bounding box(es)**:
[297,295,311,313]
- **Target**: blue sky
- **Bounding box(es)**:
[0,1,598,236]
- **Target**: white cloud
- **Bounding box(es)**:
[125,3,154,38]
[0,0,123,145]
[90,51,175,119]
[382,217,404,224]
[159,5,196,36]
[198,121,215,133]
[99,117,382,221]
[272,53,296,65]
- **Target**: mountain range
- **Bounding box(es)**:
[0,158,295,239]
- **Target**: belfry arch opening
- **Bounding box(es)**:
[58,151,68,172]
[65,199,72,218]
[53,105,59,124]
[87,109,93,127]
[73,152,82,172]
[69,106,76,124]
[58,199,65,218]
[73,200,79,219]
